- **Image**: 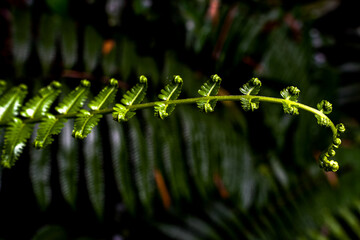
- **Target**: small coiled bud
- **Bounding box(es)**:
[336,123,346,133]
[327,148,336,157]
[317,100,332,114]
[333,138,341,147]
[173,75,183,84]
[139,75,148,84]
[211,74,222,82]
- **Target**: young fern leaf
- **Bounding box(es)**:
[34,80,91,148]
[240,78,261,111]
[197,74,222,113]
[20,81,62,118]
[1,118,33,168]
[112,75,147,122]
[154,75,183,119]
[0,84,28,123]
[72,79,118,139]
[280,86,300,115]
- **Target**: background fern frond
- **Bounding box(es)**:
[197,74,222,113]
[0,80,7,96]
[112,76,148,122]
[83,126,104,219]
[154,75,183,119]
[72,110,102,139]
[87,79,118,111]
[33,116,66,148]
[20,81,61,118]
[1,118,33,168]
[57,120,79,208]
[29,144,51,210]
[55,79,91,114]
[0,84,28,123]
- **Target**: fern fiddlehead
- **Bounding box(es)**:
[0,75,345,172]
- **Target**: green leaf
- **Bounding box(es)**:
[0,84,28,123]
[1,118,33,168]
[196,74,222,113]
[55,79,91,114]
[30,145,51,210]
[20,81,62,118]
[33,115,66,149]
[112,75,148,122]
[88,79,118,111]
[83,127,104,219]
[240,78,261,111]
[57,120,78,208]
[72,110,102,139]
[280,86,300,115]
[154,75,183,119]
[106,116,136,214]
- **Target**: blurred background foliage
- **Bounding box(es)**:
[0,0,359,239]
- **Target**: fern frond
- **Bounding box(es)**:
[72,110,102,139]
[0,84,28,123]
[33,115,66,148]
[154,75,183,119]
[1,118,33,168]
[30,146,51,210]
[88,79,118,110]
[83,127,104,219]
[55,79,91,114]
[0,80,7,96]
[20,81,61,118]
[315,100,332,127]
[280,86,300,115]
[112,75,148,122]
[196,74,222,113]
[240,78,261,111]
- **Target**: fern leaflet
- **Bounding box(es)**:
[72,110,102,139]
[72,79,118,139]
[240,78,261,111]
[154,75,183,119]
[1,118,33,168]
[0,84,28,123]
[113,75,147,122]
[55,79,91,114]
[20,81,61,118]
[88,78,118,110]
[196,74,222,113]
[280,86,300,115]
[34,115,66,148]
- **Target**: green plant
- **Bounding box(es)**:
[0,74,344,172]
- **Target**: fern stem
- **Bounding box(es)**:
[14,95,336,136]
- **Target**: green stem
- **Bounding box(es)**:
[13,95,335,136]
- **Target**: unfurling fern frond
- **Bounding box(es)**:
[20,81,62,118]
[154,75,183,119]
[112,75,147,122]
[0,84,28,123]
[240,78,261,111]
[55,79,91,114]
[34,80,91,148]
[280,86,300,115]
[1,118,33,168]
[72,79,118,139]
[197,74,222,113]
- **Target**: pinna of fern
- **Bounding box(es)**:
[0,74,345,172]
